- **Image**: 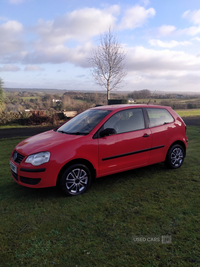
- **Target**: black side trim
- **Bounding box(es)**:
[102,145,164,161]
[20,168,46,173]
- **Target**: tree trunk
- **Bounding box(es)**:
[107,81,110,104]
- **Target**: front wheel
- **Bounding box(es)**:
[165,144,185,169]
[60,164,92,196]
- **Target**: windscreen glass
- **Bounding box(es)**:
[57,109,111,135]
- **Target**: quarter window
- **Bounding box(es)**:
[146,108,174,127]
[104,108,145,134]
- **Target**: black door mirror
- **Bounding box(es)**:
[100,128,116,137]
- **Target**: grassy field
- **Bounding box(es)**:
[21,96,40,100]
[0,127,200,266]
[135,98,200,105]
[175,109,200,117]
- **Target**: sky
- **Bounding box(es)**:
[1,0,200,93]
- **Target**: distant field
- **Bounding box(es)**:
[135,98,200,106]
[175,109,200,117]
[134,98,163,104]
[21,96,40,100]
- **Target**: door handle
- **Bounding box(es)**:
[143,134,150,137]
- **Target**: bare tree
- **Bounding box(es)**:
[89,28,127,103]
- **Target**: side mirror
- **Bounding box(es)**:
[100,128,116,137]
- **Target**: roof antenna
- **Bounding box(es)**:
[147,90,156,105]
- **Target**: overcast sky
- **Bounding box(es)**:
[1,0,200,92]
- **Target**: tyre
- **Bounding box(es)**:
[165,144,184,169]
[60,164,92,196]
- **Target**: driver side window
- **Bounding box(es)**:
[104,108,145,134]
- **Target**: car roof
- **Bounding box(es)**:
[92,104,171,111]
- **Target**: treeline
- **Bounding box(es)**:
[4,90,129,114]
[1,89,200,126]
[127,89,200,100]
[3,89,200,113]
[4,91,110,113]
[0,90,123,125]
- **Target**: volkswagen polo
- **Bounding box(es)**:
[10,104,188,196]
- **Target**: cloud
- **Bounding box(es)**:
[0,5,156,66]
[8,0,26,4]
[158,25,176,36]
[192,37,200,42]
[125,46,200,73]
[0,20,23,32]
[179,26,200,36]
[34,6,119,44]
[182,9,200,25]
[149,39,191,48]
[24,42,93,67]
[118,5,155,30]
[0,4,199,85]
[0,16,9,21]
[0,20,25,58]
[76,75,85,78]
[104,5,120,16]
[180,9,200,36]
[139,0,150,7]
[24,65,44,71]
[0,65,20,71]
[124,47,200,91]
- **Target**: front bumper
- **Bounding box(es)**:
[10,159,58,188]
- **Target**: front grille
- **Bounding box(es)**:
[11,170,18,181]
[20,176,41,185]
[12,150,25,164]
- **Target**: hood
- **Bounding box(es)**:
[16,130,84,155]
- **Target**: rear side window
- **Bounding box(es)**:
[146,108,174,127]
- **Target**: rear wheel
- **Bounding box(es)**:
[165,144,184,169]
[60,164,92,196]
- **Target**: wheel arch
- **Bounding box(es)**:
[56,158,96,186]
[166,140,186,160]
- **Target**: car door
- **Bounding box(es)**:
[97,108,152,177]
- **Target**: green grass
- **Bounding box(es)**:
[0,127,200,266]
[175,109,200,117]
[134,98,163,104]
[21,96,40,100]
[0,125,54,129]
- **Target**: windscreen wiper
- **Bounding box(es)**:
[67,132,88,135]
[57,130,68,134]
[57,130,88,135]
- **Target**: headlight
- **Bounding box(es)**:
[25,152,50,166]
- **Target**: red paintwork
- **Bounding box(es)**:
[10,104,188,188]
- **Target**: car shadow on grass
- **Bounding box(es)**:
[3,182,62,200]
[93,162,167,188]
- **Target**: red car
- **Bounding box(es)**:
[10,104,188,196]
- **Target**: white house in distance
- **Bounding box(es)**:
[128,98,135,103]
[52,99,61,103]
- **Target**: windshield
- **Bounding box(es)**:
[57,109,111,135]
